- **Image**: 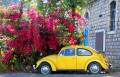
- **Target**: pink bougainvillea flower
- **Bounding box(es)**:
[82,17,87,23]
[57,7,60,12]
[0,6,87,66]
[8,13,21,20]
[4,50,13,63]
[5,36,8,39]
[3,9,7,15]
[8,67,12,70]
[75,13,81,19]
[30,8,36,13]
[78,22,83,26]
[7,25,15,33]
[11,5,18,10]
[69,38,77,45]
[7,25,13,29]
[22,13,27,17]
[82,36,85,39]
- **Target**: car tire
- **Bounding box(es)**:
[39,63,52,75]
[88,62,102,74]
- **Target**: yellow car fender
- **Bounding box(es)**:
[84,58,108,71]
[36,59,57,71]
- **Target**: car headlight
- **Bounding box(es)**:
[33,65,36,70]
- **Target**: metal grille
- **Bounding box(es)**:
[95,32,103,52]
[110,1,116,31]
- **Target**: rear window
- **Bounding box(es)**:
[77,49,92,56]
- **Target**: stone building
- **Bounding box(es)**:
[83,0,120,67]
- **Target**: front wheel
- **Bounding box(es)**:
[39,63,52,75]
[88,62,102,74]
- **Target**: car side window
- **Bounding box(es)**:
[60,50,65,56]
[77,49,92,56]
[60,49,75,56]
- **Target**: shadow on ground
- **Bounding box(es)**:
[52,71,88,74]
[33,70,109,75]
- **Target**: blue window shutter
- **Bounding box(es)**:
[84,29,88,46]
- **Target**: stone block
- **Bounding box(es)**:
[116,56,120,60]
[118,18,120,22]
[118,22,120,25]
[115,60,120,64]
[113,38,118,41]
[118,38,120,41]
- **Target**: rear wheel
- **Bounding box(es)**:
[39,63,52,75]
[88,62,102,74]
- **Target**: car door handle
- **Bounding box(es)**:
[72,57,76,59]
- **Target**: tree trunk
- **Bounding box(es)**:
[49,0,51,8]
[20,1,23,15]
[60,0,63,9]
[72,5,76,24]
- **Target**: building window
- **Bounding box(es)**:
[110,1,116,31]
[95,30,105,52]
[85,12,89,20]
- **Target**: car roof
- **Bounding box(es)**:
[62,45,92,49]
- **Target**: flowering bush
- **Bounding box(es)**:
[0,5,87,71]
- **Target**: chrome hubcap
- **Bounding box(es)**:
[41,65,50,74]
[90,64,99,73]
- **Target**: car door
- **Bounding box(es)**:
[57,48,76,70]
[76,48,93,69]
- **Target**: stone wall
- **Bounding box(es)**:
[87,0,120,67]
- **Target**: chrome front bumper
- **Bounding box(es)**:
[105,64,112,70]
[109,64,112,68]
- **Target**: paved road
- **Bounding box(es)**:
[0,73,120,77]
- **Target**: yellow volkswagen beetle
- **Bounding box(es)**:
[34,46,112,74]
